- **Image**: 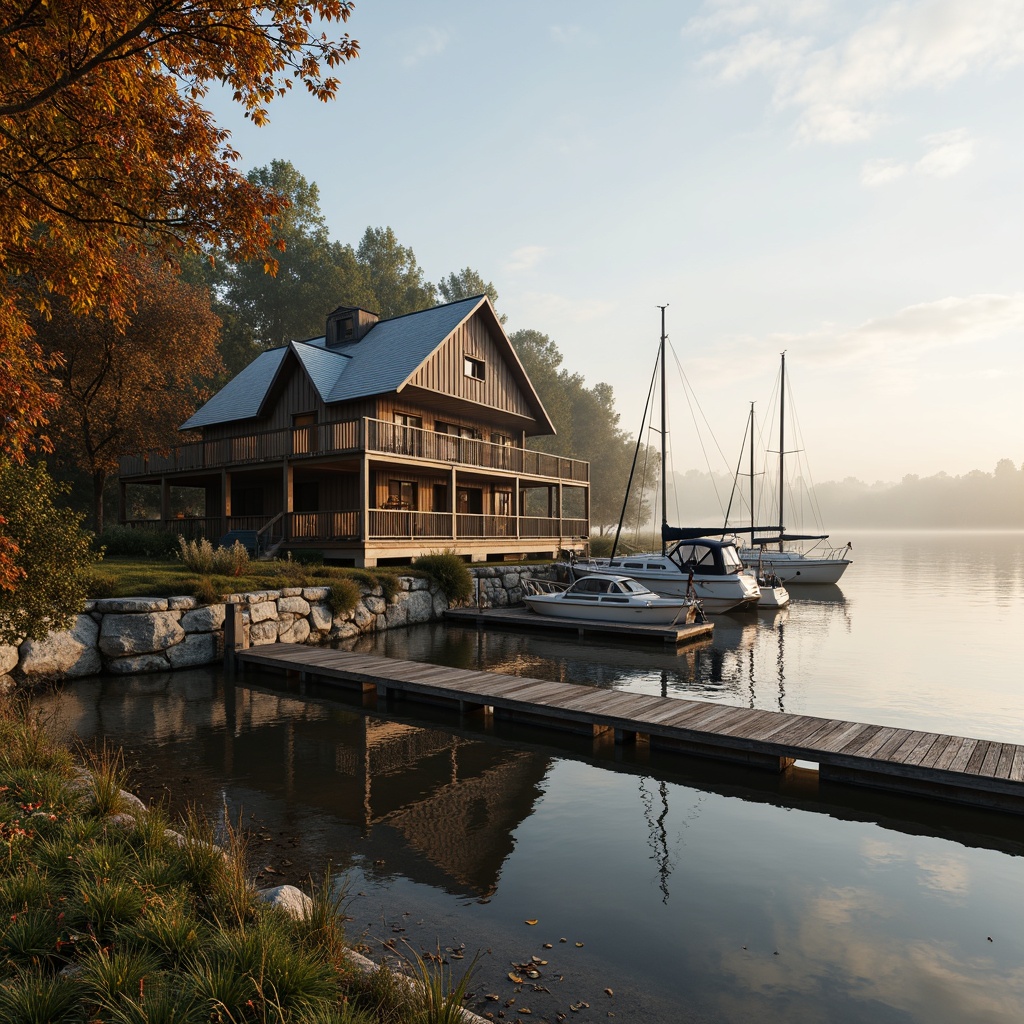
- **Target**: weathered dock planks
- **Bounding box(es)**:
[236,646,1024,815]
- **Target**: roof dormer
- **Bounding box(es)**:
[326,305,379,347]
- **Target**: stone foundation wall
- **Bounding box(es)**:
[0,565,554,688]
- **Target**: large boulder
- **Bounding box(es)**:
[180,604,226,633]
[0,645,18,675]
[98,612,184,657]
[279,618,310,644]
[167,632,217,668]
[105,653,171,675]
[19,615,102,679]
[249,601,278,624]
[308,602,333,633]
[277,595,310,616]
[256,884,312,920]
[402,590,435,624]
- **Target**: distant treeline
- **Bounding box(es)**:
[657,460,1024,530]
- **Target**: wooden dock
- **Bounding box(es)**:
[236,646,1024,815]
[443,606,714,645]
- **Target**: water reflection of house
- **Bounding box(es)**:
[48,676,549,897]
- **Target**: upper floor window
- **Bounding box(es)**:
[464,356,485,381]
[395,413,422,429]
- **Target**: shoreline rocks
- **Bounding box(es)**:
[4,565,554,687]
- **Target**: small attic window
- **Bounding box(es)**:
[338,316,354,341]
[464,356,485,381]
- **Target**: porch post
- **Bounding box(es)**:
[558,481,564,551]
[360,454,369,540]
[282,459,293,543]
[222,469,232,538]
[450,465,457,540]
[514,478,520,538]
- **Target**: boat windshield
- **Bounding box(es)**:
[621,579,652,595]
[720,545,743,570]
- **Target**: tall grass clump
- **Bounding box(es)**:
[411,551,473,604]
[177,536,250,576]
[329,579,362,617]
[402,945,480,1024]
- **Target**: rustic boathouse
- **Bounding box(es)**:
[118,296,590,565]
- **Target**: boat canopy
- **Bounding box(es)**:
[661,524,782,543]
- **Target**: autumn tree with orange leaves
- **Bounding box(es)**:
[0,0,359,601]
[37,251,223,534]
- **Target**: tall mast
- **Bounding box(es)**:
[659,305,668,555]
[778,351,786,552]
[749,402,755,536]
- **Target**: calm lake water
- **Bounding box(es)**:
[40,531,1024,1023]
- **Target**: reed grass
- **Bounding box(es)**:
[0,698,485,1024]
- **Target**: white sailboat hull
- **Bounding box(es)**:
[754,551,851,585]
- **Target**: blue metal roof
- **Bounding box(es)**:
[180,348,287,429]
[180,295,549,431]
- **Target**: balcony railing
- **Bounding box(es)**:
[120,418,588,483]
[123,511,589,544]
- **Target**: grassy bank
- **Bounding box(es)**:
[0,700,478,1023]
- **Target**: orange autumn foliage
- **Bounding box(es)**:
[0,0,358,583]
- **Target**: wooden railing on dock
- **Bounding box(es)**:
[234,646,1024,816]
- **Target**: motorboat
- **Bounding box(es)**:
[522,574,699,625]
[568,535,761,615]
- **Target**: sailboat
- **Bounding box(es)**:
[567,309,762,614]
[737,353,853,586]
[727,402,790,608]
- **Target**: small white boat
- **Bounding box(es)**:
[569,536,762,614]
[522,574,698,625]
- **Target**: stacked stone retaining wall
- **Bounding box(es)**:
[0,565,556,688]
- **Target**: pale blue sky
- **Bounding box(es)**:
[212,0,1024,483]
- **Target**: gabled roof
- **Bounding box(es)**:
[181,295,553,432]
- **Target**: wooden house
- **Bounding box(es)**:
[117,296,590,565]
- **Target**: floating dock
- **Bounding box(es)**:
[236,646,1024,815]
[443,606,714,645]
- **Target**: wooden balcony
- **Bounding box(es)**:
[120,417,589,484]
[124,512,589,545]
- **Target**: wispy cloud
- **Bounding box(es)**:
[860,128,975,186]
[793,293,1024,367]
[505,245,548,273]
[690,1,1024,143]
[402,28,449,68]
[549,24,583,45]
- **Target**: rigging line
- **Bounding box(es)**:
[610,344,660,561]
[723,412,752,528]
[665,341,732,516]
[784,378,826,531]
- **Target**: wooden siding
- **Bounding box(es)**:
[406,315,534,419]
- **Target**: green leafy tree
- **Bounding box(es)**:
[36,250,223,533]
[214,161,375,361]
[510,329,651,535]
[356,226,436,318]
[0,460,95,645]
[437,267,506,323]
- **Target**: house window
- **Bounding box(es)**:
[386,480,416,510]
[395,413,422,429]
[464,356,485,381]
[436,421,480,439]
[490,432,513,447]
[494,490,512,516]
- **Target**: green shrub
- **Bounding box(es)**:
[95,525,181,559]
[191,577,223,606]
[376,571,402,603]
[411,550,473,604]
[328,579,362,617]
[284,548,325,565]
[85,570,120,598]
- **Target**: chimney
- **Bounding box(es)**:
[325,306,379,346]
